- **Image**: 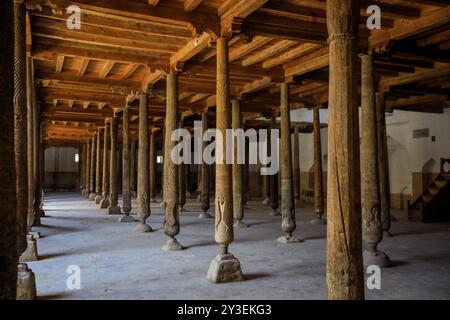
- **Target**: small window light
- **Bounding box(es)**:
[75,153,79,163]
[157,155,163,164]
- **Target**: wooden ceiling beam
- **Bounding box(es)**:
[184,0,203,12]
[170,32,211,70]
[55,54,64,73]
[99,61,115,78]
[241,39,297,67]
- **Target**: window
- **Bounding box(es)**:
[75,153,79,163]
[157,155,163,164]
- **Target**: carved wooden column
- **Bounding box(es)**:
[278,83,300,243]
[27,56,34,231]
[293,125,301,207]
[178,118,187,212]
[130,140,136,198]
[108,115,121,214]
[80,144,86,196]
[0,0,19,299]
[376,92,392,236]
[120,106,134,222]
[162,72,182,250]
[242,136,250,208]
[199,109,211,218]
[312,107,326,224]
[269,116,280,216]
[206,37,243,283]
[361,54,391,267]
[232,99,248,228]
[100,119,110,209]
[84,141,90,199]
[88,135,96,200]
[149,128,157,203]
[326,0,364,300]
[136,91,152,232]
[95,130,103,204]
[14,0,37,300]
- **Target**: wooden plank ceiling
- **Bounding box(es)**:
[26,0,450,146]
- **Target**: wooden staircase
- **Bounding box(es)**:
[408,159,450,222]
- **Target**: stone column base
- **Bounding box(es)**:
[206,253,244,283]
[276,235,303,244]
[19,235,39,262]
[94,194,102,204]
[100,198,110,209]
[107,205,121,215]
[88,193,96,201]
[363,249,391,268]
[198,212,212,219]
[29,231,41,239]
[310,217,327,225]
[233,220,249,228]
[162,237,184,251]
[135,223,152,233]
[118,215,135,222]
[16,263,36,300]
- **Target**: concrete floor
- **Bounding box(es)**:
[29,192,450,300]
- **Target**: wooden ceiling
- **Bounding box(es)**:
[26,0,450,146]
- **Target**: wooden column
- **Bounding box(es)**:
[14,0,28,258]
[326,0,364,300]
[136,91,152,232]
[232,99,247,228]
[100,119,110,209]
[207,37,243,283]
[361,54,391,267]
[178,118,187,211]
[293,125,301,207]
[162,72,182,250]
[95,130,103,204]
[278,83,300,243]
[242,137,250,208]
[84,141,90,199]
[120,106,134,221]
[0,0,18,299]
[376,92,392,236]
[312,107,325,224]
[199,110,211,218]
[88,135,96,200]
[27,56,34,231]
[80,144,86,196]
[130,140,136,198]
[108,115,121,214]
[269,116,280,216]
[149,129,157,203]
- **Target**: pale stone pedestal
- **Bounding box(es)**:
[107,205,121,215]
[118,215,135,222]
[19,235,38,262]
[276,234,303,244]
[233,220,249,228]
[88,193,96,201]
[270,211,281,216]
[206,253,244,283]
[363,249,391,268]
[29,231,41,239]
[94,194,102,204]
[16,263,36,300]
[135,223,152,233]
[100,198,110,209]
[199,212,212,219]
[162,237,184,251]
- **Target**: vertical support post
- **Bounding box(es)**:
[27,56,34,231]
[84,141,90,199]
[178,118,187,211]
[361,54,391,267]
[376,92,393,235]
[108,115,121,214]
[232,99,248,228]
[149,129,157,203]
[120,106,133,222]
[136,91,152,232]
[130,140,136,198]
[312,107,325,224]
[269,116,280,216]
[293,125,301,207]
[162,72,183,250]
[199,110,211,218]
[206,37,243,283]
[88,135,96,200]
[0,0,18,299]
[100,119,110,208]
[278,83,301,243]
[95,130,103,204]
[326,0,364,300]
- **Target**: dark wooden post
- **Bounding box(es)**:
[100,119,110,208]
[199,109,212,218]
[120,106,134,222]
[95,130,103,204]
[108,115,121,214]
[312,107,326,224]
[269,116,280,216]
